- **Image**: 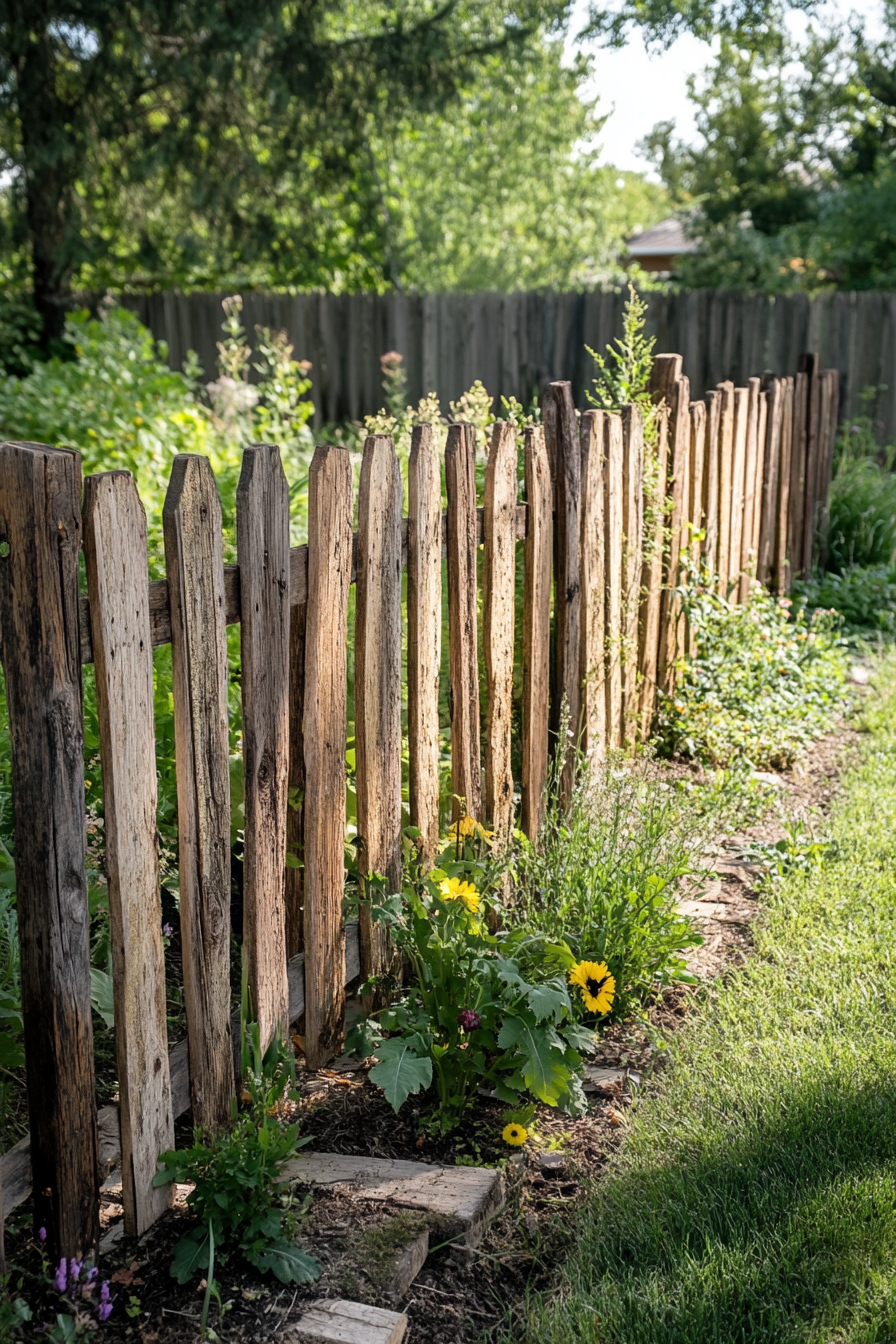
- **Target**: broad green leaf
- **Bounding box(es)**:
[560,1022,600,1053]
[0,1032,25,1069]
[90,967,115,1029]
[524,980,569,1023]
[369,1038,433,1111]
[248,1240,321,1285]
[170,1225,211,1283]
[497,1015,569,1105]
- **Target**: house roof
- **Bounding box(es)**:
[625,216,697,257]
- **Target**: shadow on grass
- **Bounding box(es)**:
[554,1073,896,1343]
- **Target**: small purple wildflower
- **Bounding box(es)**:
[100,1281,111,1304]
[97,1300,113,1323]
[54,1258,67,1292]
[86,1265,98,1283]
[69,1259,82,1282]
[162,923,173,937]
[38,1226,47,1242]
[457,1009,481,1032]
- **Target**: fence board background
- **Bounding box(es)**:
[128,288,896,439]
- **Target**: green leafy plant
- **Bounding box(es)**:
[347,824,595,1131]
[825,410,896,573]
[794,563,896,634]
[586,283,659,447]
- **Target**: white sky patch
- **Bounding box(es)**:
[565,0,889,177]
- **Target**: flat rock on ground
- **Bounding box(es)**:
[283,1298,407,1343]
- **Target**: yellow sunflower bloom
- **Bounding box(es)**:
[502,1122,528,1147]
[569,960,615,1015]
[438,877,481,913]
[448,815,494,843]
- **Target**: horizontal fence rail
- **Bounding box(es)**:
[0,344,836,1263]
[127,287,896,439]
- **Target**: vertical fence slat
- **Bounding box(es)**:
[603,412,624,748]
[753,389,768,562]
[580,409,606,762]
[776,377,795,593]
[542,380,581,792]
[237,444,291,1049]
[715,381,735,591]
[659,376,690,689]
[83,470,173,1238]
[739,377,762,601]
[638,405,669,740]
[521,427,552,838]
[817,369,839,568]
[801,353,820,575]
[757,380,784,586]
[703,390,722,574]
[304,445,352,1069]
[0,441,98,1256]
[355,434,403,987]
[483,421,517,846]
[285,597,306,958]
[407,424,442,864]
[622,405,644,743]
[728,389,749,601]
[789,371,809,581]
[446,423,482,823]
[688,399,706,564]
[163,454,234,1129]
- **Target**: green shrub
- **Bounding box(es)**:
[660,579,849,769]
[825,413,896,573]
[795,563,896,633]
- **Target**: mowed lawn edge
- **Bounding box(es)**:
[510,654,896,1344]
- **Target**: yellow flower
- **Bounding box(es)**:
[448,815,494,844]
[502,1122,528,1147]
[438,877,480,913]
[569,960,615,1015]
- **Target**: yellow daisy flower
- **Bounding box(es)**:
[502,1122,528,1147]
[438,877,481,914]
[448,815,494,843]
[569,960,615,1015]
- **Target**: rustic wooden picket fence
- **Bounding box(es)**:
[0,349,838,1263]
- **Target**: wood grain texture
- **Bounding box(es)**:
[445,423,482,824]
[237,444,291,1048]
[521,427,552,839]
[816,370,839,567]
[603,412,624,749]
[163,454,234,1130]
[776,378,795,593]
[703,391,722,575]
[621,404,644,743]
[753,390,768,563]
[0,441,99,1257]
[542,381,581,795]
[739,378,762,602]
[83,471,173,1238]
[687,400,707,564]
[303,445,352,1069]
[788,371,809,581]
[579,410,606,763]
[715,381,735,591]
[285,600,306,958]
[658,376,690,691]
[800,352,820,575]
[407,424,442,864]
[483,421,517,845]
[638,405,670,741]
[355,434,403,987]
[757,380,784,585]
[728,388,749,602]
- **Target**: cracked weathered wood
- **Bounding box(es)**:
[0,441,99,1257]
[776,377,795,593]
[686,400,706,655]
[83,470,173,1238]
[603,412,624,749]
[304,445,352,1069]
[407,424,442,864]
[739,377,762,602]
[715,380,735,592]
[163,454,234,1130]
[757,379,785,586]
[655,368,690,692]
[789,370,809,582]
[483,420,517,845]
[521,426,551,839]
[237,444,291,1048]
[638,403,669,741]
[355,435,403,986]
[542,381,581,797]
[622,404,644,742]
[285,597,307,958]
[445,423,481,824]
[703,389,722,575]
[728,388,749,601]
[579,410,606,763]
[286,1299,408,1344]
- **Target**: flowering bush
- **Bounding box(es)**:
[347,824,602,1131]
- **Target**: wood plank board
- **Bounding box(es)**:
[542,381,581,797]
[715,381,735,591]
[621,404,644,743]
[163,454,234,1130]
[757,379,784,585]
[355,434,403,987]
[287,1299,407,1344]
[638,404,670,741]
[728,388,749,602]
[603,412,624,749]
[83,470,173,1238]
[521,426,552,839]
[800,352,820,574]
[483,421,517,846]
[0,441,99,1256]
[445,423,482,823]
[739,377,762,602]
[579,409,606,762]
[407,424,442,864]
[303,445,353,1069]
[686,400,707,654]
[658,376,690,689]
[702,390,722,574]
[788,371,809,581]
[285,600,307,958]
[776,377,795,593]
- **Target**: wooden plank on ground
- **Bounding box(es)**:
[521,426,552,839]
[603,411,624,748]
[622,404,644,743]
[0,441,99,1257]
[739,377,762,602]
[580,409,606,762]
[638,405,670,741]
[715,381,735,591]
[703,391,722,575]
[775,377,795,593]
[542,380,581,795]
[407,424,442,864]
[757,379,784,585]
[483,421,517,846]
[83,470,173,1239]
[285,599,306,958]
[355,434,403,987]
[728,388,749,602]
[303,445,353,1069]
[445,423,482,823]
[163,454,234,1130]
[237,444,291,1048]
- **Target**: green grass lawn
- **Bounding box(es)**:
[512,654,896,1344]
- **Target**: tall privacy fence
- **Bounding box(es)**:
[128,286,893,438]
[0,346,835,1263]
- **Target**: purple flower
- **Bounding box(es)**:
[97,1300,113,1322]
[38,1226,47,1242]
[86,1266,98,1283]
[457,1009,481,1032]
[162,923,173,937]
[54,1258,67,1292]
[69,1259,82,1282]
[100,1281,111,1303]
